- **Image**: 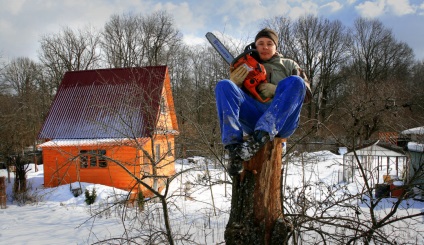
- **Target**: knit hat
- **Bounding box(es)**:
[255,28,278,46]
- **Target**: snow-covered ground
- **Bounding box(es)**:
[1,151,423,244]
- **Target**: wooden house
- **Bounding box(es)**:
[37,66,178,197]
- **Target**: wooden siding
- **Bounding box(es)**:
[43,144,142,190]
[42,136,176,197]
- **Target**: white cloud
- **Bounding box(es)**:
[151,2,205,33]
[386,0,415,16]
[0,0,25,15]
[355,0,386,18]
[321,1,343,13]
[420,2,424,16]
[182,34,206,46]
[355,0,416,18]
[288,1,319,19]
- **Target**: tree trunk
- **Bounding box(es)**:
[225,138,291,245]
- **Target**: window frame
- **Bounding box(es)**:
[79,149,107,169]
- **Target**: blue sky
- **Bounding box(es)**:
[1,0,424,61]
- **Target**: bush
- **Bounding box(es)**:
[84,188,97,205]
[137,191,145,210]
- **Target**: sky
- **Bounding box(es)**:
[1,0,424,62]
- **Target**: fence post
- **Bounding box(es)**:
[0,176,6,209]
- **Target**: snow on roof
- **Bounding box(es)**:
[345,143,406,157]
[401,126,424,135]
[38,138,148,148]
[408,142,424,152]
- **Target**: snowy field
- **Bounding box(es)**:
[1,151,423,244]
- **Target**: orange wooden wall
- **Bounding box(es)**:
[42,136,176,197]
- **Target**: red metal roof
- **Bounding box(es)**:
[38,66,167,139]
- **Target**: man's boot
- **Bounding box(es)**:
[235,130,270,161]
[225,144,244,176]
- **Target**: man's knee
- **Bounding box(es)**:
[216,79,235,90]
[215,79,244,99]
[275,75,305,96]
[284,75,305,89]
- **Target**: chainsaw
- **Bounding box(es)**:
[206,32,270,103]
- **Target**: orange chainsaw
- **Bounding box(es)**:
[206,32,270,103]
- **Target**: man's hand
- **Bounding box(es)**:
[258,83,276,98]
[230,65,249,87]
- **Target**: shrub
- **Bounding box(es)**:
[84,188,97,205]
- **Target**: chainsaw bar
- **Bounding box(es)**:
[205,32,234,65]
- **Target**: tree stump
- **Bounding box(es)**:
[225,138,291,245]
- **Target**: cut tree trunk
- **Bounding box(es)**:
[224,138,291,245]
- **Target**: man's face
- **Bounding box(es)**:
[255,37,277,61]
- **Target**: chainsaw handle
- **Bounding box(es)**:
[231,49,259,67]
[231,49,270,103]
[243,74,270,103]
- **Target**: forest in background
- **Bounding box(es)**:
[0,10,423,161]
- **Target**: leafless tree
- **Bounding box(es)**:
[350,18,414,86]
[139,11,183,66]
[101,11,182,68]
[102,13,142,68]
[336,18,415,142]
[0,57,46,149]
[38,26,102,90]
[408,60,424,122]
[0,57,46,199]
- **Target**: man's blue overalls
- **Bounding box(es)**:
[215,75,306,147]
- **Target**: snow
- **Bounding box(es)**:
[37,138,137,147]
[402,126,424,135]
[1,151,424,244]
[408,141,424,152]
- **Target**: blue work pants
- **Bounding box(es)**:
[215,75,306,146]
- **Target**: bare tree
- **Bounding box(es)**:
[337,18,415,142]
[139,11,183,66]
[101,11,182,68]
[38,26,102,90]
[102,13,142,68]
[0,57,46,199]
[350,18,414,86]
[313,19,351,128]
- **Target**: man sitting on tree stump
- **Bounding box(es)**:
[215,28,311,176]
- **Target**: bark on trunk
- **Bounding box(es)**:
[225,138,291,245]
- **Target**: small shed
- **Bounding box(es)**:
[38,66,178,197]
[342,141,407,184]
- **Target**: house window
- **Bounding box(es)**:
[167,142,173,156]
[155,144,161,161]
[98,150,107,167]
[160,97,166,114]
[80,150,107,168]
